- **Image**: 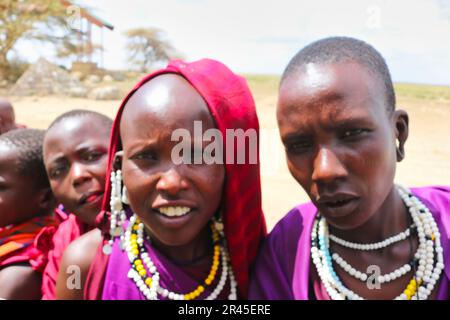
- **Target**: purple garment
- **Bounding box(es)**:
[101,235,226,300]
[249,186,450,300]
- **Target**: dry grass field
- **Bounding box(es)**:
[3,76,450,230]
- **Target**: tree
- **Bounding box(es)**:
[0,0,73,81]
[56,38,103,63]
[124,27,181,72]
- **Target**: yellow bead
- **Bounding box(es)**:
[145,278,152,286]
[139,269,147,277]
[404,289,412,298]
[205,278,212,285]
[132,249,139,256]
[198,285,204,293]
[136,265,144,271]
[184,294,190,300]
[133,225,139,231]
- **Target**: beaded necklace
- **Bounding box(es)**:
[311,185,445,300]
[123,214,238,300]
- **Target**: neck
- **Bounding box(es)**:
[148,226,212,265]
[328,185,410,244]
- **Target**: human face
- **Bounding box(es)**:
[43,117,109,225]
[277,62,408,230]
[120,74,225,248]
[0,144,43,227]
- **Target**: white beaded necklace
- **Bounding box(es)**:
[329,224,414,251]
[311,185,445,300]
[124,214,238,300]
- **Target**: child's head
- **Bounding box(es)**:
[0,99,16,135]
[43,110,112,226]
[0,129,55,227]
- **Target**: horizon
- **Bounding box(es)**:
[10,0,450,86]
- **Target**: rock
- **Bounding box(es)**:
[70,71,83,81]
[103,75,114,82]
[9,58,87,96]
[88,86,120,100]
[109,71,126,81]
[68,86,88,98]
[84,74,101,85]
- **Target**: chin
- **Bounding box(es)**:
[323,212,367,231]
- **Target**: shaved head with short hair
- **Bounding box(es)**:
[0,99,17,134]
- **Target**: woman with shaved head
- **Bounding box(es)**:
[250,37,449,300]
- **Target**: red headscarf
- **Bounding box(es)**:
[88,59,266,299]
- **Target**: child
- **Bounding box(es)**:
[40,110,112,299]
[56,59,267,300]
[0,99,26,135]
[0,129,58,299]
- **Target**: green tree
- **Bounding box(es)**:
[0,0,73,81]
[124,27,181,72]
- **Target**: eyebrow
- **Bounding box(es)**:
[329,115,374,127]
[282,116,374,142]
[74,142,107,153]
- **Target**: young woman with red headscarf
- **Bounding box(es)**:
[55,59,266,300]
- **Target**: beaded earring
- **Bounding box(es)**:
[122,185,130,205]
[103,169,127,255]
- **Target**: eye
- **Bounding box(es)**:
[341,128,369,139]
[84,150,105,162]
[49,165,66,179]
[131,150,158,161]
[286,140,312,154]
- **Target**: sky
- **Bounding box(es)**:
[15,0,450,85]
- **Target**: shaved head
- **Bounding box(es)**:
[0,99,16,134]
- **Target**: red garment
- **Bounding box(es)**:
[0,215,59,272]
[40,214,90,299]
[86,59,267,299]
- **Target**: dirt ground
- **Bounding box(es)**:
[6,81,450,231]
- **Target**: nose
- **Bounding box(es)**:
[156,168,188,196]
[311,147,348,184]
[71,163,92,188]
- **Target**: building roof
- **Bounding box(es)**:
[61,0,114,30]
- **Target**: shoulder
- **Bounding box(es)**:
[56,229,102,299]
[264,202,316,248]
[52,215,85,248]
[249,203,316,299]
[411,185,450,201]
[60,228,102,272]
[411,185,450,220]
[0,264,42,299]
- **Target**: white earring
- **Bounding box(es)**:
[104,170,127,255]
[212,215,225,238]
[122,186,129,205]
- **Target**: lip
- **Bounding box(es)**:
[151,200,198,229]
[79,191,104,207]
[315,193,360,218]
[152,200,197,211]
